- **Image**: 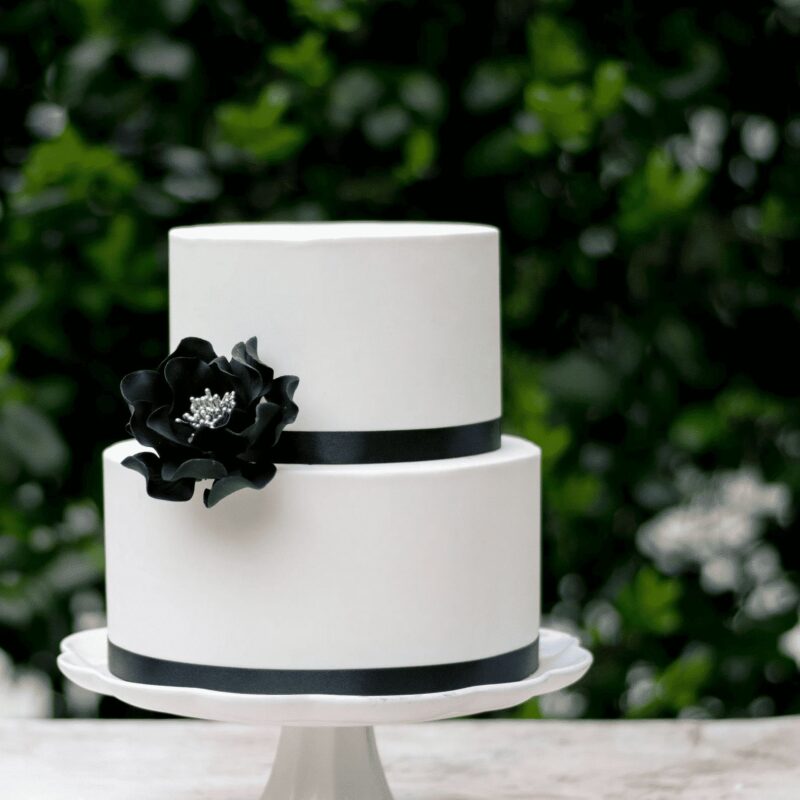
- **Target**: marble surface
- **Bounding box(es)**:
[3,717,799,799]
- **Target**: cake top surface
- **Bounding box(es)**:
[170,221,497,243]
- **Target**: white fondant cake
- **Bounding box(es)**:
[169,223,500,431]
[104,436,539,669]
[104,222,541,695]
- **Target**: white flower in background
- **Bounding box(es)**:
[63,679,99,717]
[621,662,658,714]
[583,599,622,645]
[745,579,798,621]
[539,688,588,719]
[638,467,789,572]
[0,649,52,718]
[779,618,800,669]
[670,106,728,171]
[71,588,106,633]
[637,467,794,614]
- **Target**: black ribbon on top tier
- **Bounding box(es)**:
[108,637,538,696]
[271,418,502,465]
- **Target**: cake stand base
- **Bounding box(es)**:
[58,627,591,799]
[262,726,392,800]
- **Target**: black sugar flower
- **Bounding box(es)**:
[120,336,298,508]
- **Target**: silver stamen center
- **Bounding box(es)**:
[175,387,236,443]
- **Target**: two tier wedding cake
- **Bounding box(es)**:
[104,222,541,695]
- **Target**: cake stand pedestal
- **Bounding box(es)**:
[261,726,392,800]
[58,627,591,800]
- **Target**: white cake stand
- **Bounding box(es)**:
[59,627,591,799]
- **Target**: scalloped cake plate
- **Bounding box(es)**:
[58,627,591,726]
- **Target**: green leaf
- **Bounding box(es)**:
[86,214,135,281]
[328,68,383,128]
[362,106,411,148]
[616,566,683,636]
[654,317,707,384]
[592,61,627,117]
[269,31,332,88]
[670,405,726,453]
[464,60,524,113]
[515,112,551,156]
[759,194,798,239]
[716,388,785,425]
[19,126,137,206]
[504,353,572,470]
[658,648,713,710]
[399,73,445,120]
[0,339,13,375]
[289,0,363,32]
[548,473,602,517]
[129,35,192,80]
[541,351,615,408]
[619,149,708,236]
[395,128,436,183]
[59,36,116,105]
[528,15,588,81]
[0,403,69,477]
[627,647,714,717]
[524,81,593,151]
[216,84,307,162]
[246,126,306,162]
[466,128,526,176]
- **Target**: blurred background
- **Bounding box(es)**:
[1,0,798,720]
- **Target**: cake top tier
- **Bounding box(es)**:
[170,221,495,242]
[169,222,501,435]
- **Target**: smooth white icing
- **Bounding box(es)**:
[171,222,493,241]
[169,223,501,432]
[103,436,540,670]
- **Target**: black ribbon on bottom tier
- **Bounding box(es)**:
[271,418,502,465]
[107,637,539,696]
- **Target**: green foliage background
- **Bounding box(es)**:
[1,0,798,718]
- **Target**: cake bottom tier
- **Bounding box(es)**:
[103,435,541,695]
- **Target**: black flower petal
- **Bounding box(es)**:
[124,401,162,449]
[121,371,170,448]
[147,405,194,447]
[164,357,223,411]
[189,423,244,458]
[121,335,298,507]
[121,370,165,406]
[203,462,277,508]
[212,355,263,407]
[232,337,274,388]
[159,337,218,371]
[122,452,196,502]
[162,458,228,482]
[223,407,253,434]
[267,375,300,440]
[237,401,285,459]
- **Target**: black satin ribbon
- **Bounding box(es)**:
[108,637,538,696]
[271,418,502,465]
